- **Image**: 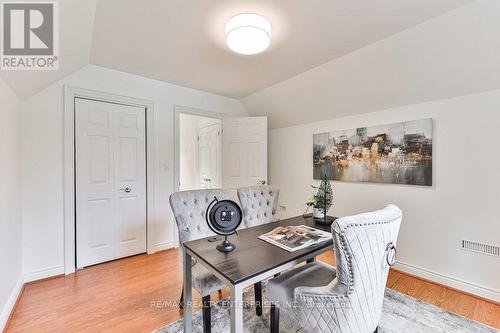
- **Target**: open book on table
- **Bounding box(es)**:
[258,225,332,252]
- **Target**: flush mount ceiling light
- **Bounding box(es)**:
[225,13,271,55]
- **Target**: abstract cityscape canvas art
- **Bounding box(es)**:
[313,119,433,186]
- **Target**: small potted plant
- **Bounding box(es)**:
[306,175,333,219]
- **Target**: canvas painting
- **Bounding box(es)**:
[313,119,433,186]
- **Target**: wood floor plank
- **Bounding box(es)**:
[474,299,500,329]
[5,249,500,332]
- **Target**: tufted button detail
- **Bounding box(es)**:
[189,213,193,218]
[194,199,198,204]
[235,186,279,227]
[183,201,187,205]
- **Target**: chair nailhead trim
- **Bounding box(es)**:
[333,214,402,296]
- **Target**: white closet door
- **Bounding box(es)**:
[76,98,146,268]
[198,126,211,189]
[223,117,267,189]
[198,122,222,189]
[209,123,222,188]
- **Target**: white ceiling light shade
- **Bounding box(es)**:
[225,14,271,55]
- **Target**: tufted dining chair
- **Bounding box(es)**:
[237,185,280,228]
[266,204,402,333]
[169,189,229,333]
[237,185,280,316]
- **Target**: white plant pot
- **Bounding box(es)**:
[313,207,324,218]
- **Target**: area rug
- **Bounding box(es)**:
[154,287,498,333]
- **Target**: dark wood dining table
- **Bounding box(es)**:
[182,215,335,333]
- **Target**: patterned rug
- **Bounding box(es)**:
[154,287,498,333]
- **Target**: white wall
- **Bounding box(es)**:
[243,0,500,129]
[0,79,22,331]
[270,89,500,301]
[20,65,246,280]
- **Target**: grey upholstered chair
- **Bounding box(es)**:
[237,185,280,316]
[169,189,229,333]
[237,185,280,228]
[266,204,402,333]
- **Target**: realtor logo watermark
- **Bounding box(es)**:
[1,1,59,70]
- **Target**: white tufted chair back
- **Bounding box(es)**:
[294,204,402,333]
[169,189,229,244]
[237,185,280,227]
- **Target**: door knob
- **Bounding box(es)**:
[119,187,132,193]
[258,180,266,185]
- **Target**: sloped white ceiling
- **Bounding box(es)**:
[0,0,482,109]
[90,0,471,98]
[242,0,500,129]
[0,0,96,99]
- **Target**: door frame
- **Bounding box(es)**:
[63,85,155,275]
[173,106,225,247]
[173,105,225,192]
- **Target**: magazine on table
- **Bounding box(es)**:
[258,225,332,252]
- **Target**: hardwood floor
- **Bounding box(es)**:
[319,252,500,330]
[5,249,499,332]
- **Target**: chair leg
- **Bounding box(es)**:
[254,282,262,316]
[218,289,223,300]
[270,303,279,333]
[202,295,211,333]
[179,285,184,309]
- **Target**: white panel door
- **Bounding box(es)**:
[198,126,211,189]
[198,123,222,189]
[76,98,146,268]
[223,117,267,189]
[209,123,222,188]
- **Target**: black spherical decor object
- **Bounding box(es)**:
[206,197,242,252]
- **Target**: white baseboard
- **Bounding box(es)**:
[23,266,65,283]
[153,241,175,253]
[0,278,23,332]
[394,261,500,303]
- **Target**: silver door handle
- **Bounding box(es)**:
[258,180,266,185]
[119,187,131,193]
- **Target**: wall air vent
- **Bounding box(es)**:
[461,240,499,257]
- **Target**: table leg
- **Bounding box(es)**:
[183,249,193,333]
[230,284,243,333]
